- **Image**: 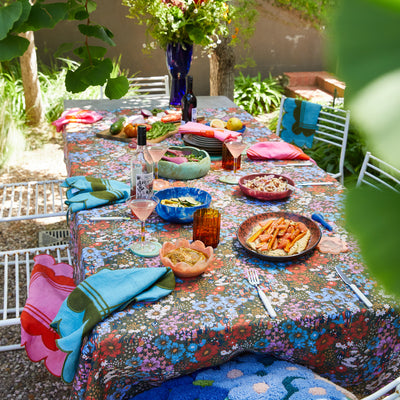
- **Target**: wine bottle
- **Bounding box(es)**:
[182,75,197,123]
[130,126,153,199]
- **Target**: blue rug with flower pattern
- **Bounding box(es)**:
[131,353,355,400]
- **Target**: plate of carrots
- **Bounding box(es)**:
[237,212,321,262]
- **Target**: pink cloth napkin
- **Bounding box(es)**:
[178,122,241,142]
[20,254,76,377]
[247,141,312,161]
[162,149,188,164]
[52,108,103,132]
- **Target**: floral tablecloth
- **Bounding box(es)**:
[63,106,400,400]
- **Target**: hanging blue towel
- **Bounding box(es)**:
[280,98,322,148]
[50,267,175,383]
[61,176,130,213]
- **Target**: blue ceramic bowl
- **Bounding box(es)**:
[154,187,212,223]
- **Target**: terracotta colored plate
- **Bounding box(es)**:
[237,212,321,262]
[238,174,294,201]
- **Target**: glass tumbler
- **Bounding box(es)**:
[193,208,221,248]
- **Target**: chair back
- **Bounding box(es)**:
[276,95,350,185]
[356,151,400,192]
[99,75,170,99]
[0,179,67,222]
[0,245,72,351]
[361,376,400,400]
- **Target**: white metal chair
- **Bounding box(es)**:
[0,178,71,350]
[99,75,170,99]
[0,179,67,222]
[0,245,72,351]
[276,95,351,185]
[361,377,400,400]
[356,151,400,192]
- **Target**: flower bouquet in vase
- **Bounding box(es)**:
[123,0,232,105]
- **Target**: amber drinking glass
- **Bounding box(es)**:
[193,208,221,248]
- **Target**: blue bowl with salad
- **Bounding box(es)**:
[158,146,211,180]
[154,187,212,224]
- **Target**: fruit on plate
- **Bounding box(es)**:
[210,119,226,128]
[226,117,243,131]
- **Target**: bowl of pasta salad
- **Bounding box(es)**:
[238,173,294,201]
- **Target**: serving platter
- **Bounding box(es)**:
[237,211,321,262]
[238,174,294,201]
[95,124,179,144]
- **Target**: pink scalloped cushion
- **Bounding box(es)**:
[20,254,76,377]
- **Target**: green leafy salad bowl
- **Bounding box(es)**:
[158,146,211,180]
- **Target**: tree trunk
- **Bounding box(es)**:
[209,37,236,100]
[19,31,44,127]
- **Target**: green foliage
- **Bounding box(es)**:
[122,0,231,51]
[346,187,400,297]
[234,72,284,115]
[0,0,128,99]
[330,0,400,300]
[272,0,337,27]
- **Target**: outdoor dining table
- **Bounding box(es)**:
[62,96,400,400]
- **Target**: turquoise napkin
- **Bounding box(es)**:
[280,98,322,148]
[61,176,130,213]
[51,267,175,383]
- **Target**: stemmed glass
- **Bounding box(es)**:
[148,143,169,179]
[220,137,248,184]
[127,196,161,257]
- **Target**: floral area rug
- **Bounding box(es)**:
[131,353,357,400]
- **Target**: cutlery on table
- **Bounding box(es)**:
[277,161,314,167]
[335,266,373,308]
[89,216,131,221]
[246,268,277,318]
[297,181,335,186]
[312,213,333,231]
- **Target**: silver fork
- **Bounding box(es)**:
[246,268,277,319]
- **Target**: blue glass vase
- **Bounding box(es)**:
[166,43,193,107]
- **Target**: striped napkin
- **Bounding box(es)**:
[52,108,103,132]
[61,176,130,213]
[51,267,175,383]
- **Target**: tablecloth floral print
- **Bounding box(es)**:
[63,107,400,400]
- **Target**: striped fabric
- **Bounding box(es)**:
[61,176,130,213]
[51,267,175,383]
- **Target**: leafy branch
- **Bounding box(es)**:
[0,0,129,99]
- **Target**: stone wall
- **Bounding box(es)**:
[35,1,329,96]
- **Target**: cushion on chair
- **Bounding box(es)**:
[280,98,322,148]
[131,353,358,400]
[20,254,76,377]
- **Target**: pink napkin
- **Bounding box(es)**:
[162,149,188,164]
[52,108,103,132]
[247,142,311,161]
[20,254,76,377]
[178,122,241,142]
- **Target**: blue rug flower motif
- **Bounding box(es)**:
[129,354,354,399]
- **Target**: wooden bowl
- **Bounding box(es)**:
[159,238,214,278]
